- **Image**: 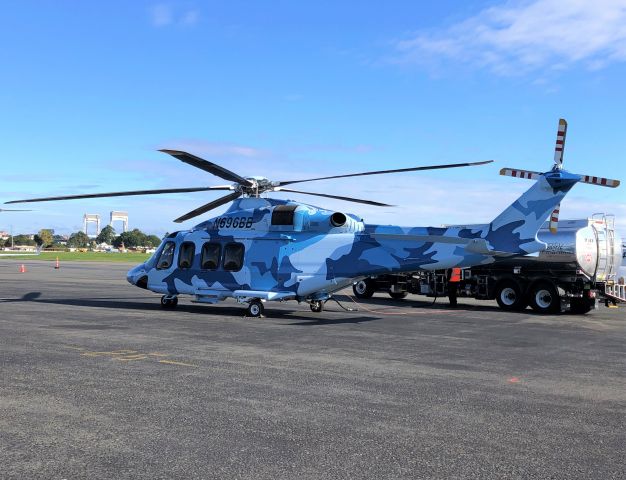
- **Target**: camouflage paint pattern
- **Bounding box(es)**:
[127,169,580,303]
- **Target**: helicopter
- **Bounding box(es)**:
[6,120,619,316]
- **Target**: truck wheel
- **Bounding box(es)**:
[569,298,592,314]
[353,279,374,299]
[529,282,560,314]
[495,280,527,311]
[389,291,408,300]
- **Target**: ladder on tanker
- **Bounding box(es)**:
[605,283,626,303]
[592,214,625,303]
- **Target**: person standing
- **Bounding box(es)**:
[447,267,462,307]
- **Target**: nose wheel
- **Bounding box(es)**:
[310,300,324,313]
[160,295,178,309]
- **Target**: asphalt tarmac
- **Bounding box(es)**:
[1,260,625,479]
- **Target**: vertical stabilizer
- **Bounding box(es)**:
[487,171,580,254]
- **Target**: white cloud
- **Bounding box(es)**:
[149,4,173,27]
[149,4,199,28]
[392,0,626,75]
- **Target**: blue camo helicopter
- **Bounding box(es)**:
[6,119,619,316]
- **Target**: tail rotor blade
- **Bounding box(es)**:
[554,118,567,167]
[499,168,541,180]
[173,191,242,223]
[579,175,620,188]
[549,204,560,234]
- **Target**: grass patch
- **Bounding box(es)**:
[0,251,151,262]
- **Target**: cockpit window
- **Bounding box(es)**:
[223,242,245,271]
[271,205,297,225]
[178,242,195,269]
[157,241,176,270]
[201,242,221,270]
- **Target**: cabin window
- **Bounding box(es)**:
[178,242,195,269]
[271,205,297,226]
[157,241,176,270]
[201,242,221,270]
[223,242,245,271]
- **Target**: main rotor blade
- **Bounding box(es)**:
[5,186,232,204]
[274,188,392,207]
[277,160,494,186]
[159,149,254,187]
[173,191,242,223]
[0,208,32,212]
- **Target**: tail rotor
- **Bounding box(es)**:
[500,118,620,234]
[549,118,568,232]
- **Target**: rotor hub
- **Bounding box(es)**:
[239,177,274,197]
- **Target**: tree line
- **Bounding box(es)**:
[4,226,162,249]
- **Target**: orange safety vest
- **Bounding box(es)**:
[450,268,462,282]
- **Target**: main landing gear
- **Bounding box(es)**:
[160,295,178,309]
[246,299,265,317]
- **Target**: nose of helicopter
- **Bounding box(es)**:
[127,263,148,289]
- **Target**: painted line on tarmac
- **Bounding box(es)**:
[158,359,197,368]
[63,344,195,367]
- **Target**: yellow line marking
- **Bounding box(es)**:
[119,354,148,360]
[81,351,132,357]
[158,360,197,367]
[114,355,148,362]
[63,346,86,351]
[148,352,170,357]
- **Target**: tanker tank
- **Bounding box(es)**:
[498,217,622,281]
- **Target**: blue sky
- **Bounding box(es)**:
[1,0,625,237]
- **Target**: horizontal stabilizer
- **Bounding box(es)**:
[464,238,514,257]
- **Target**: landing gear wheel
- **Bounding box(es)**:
[495,280,527,311]
[353,279,374,299]
[529,282,560,314]
[247,300,264,317]
[310,300,324,313]
[389,291,408,300]
[160,295,178,309]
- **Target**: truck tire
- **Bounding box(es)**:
[353,279,375,299]
[569,298,592,314]
[495,280,527,311]
[389,291,408,300]
[529,282,560,314]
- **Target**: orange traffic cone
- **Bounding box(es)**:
[19,264,26,273]
[55,257,60,269]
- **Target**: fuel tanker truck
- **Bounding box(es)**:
[353,214,623,314]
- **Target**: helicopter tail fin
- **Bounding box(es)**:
[484,170,580,255]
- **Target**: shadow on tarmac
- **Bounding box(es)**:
[0,291,381,323]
